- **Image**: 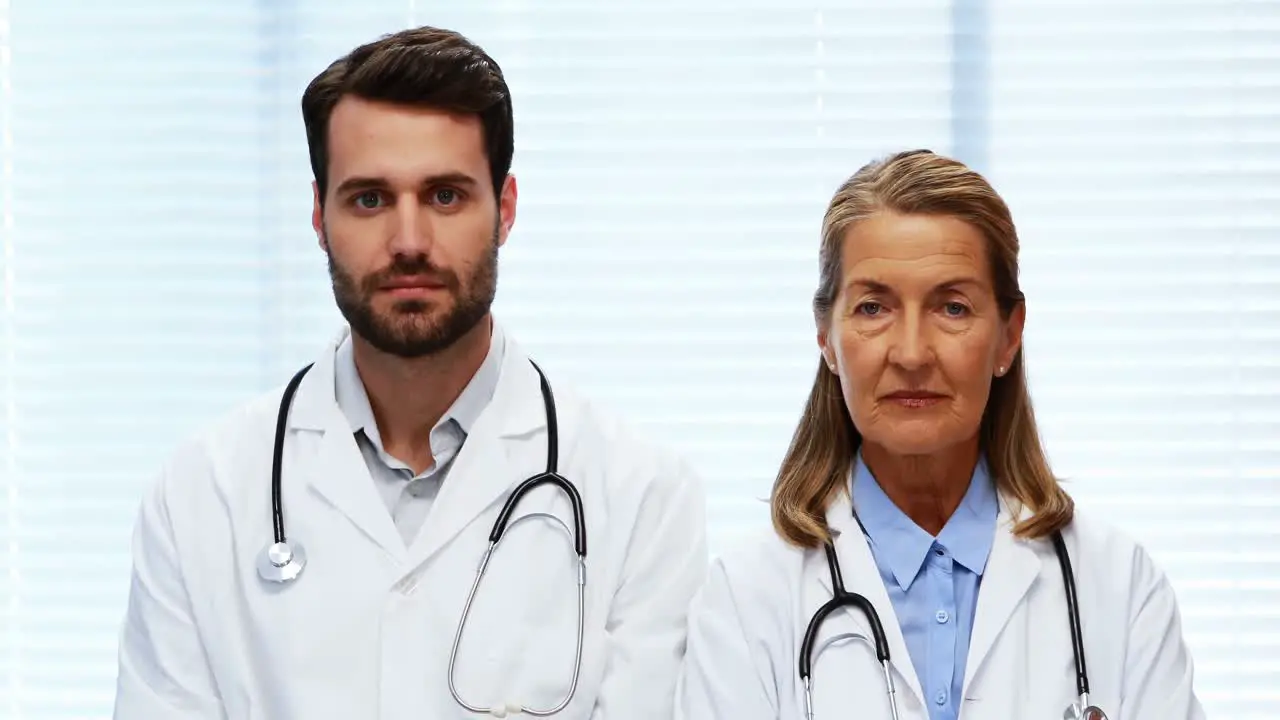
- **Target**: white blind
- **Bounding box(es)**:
[0,0,1271,717]
[987,2,1280,716]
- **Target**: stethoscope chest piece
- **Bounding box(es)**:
[257,540,306,584]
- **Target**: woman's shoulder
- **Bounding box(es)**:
[1057,504,1174,597]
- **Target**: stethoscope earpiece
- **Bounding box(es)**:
[1065,703,1108,720]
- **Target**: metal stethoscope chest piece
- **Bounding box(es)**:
[257,540,307,584]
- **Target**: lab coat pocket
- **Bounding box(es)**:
[807,632,903,720]
[482,619,584,714]
[1022,642,1081,718]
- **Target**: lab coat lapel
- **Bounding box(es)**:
[818,495,925,709]
[287,330,407,562]
[407,336,548,568]
[962,495,1040,696]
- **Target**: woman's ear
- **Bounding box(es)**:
[999,302,1026,371]
[818,328,837,373]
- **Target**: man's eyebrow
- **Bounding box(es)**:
[419,172,481,189]
[332,176,388,196]
[331,172,482,197]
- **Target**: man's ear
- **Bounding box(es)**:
[312,181,326,251]
[496,174,518,247]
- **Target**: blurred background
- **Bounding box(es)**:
[1,0,1277,717]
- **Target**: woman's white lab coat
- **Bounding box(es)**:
[112,327,708,719]
[677,492,1206,720]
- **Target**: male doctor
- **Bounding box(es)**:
[113,26,708,719]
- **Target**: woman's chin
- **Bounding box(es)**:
[862,426,973,459]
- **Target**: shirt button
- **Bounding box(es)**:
[407,479,431,497]
[935,609,950,624]
[935,689,947,705]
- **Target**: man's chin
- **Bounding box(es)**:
[363,334,453,359]
[361,312,488,359]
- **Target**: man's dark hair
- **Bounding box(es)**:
[301,26,514,205]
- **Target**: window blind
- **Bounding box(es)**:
[986,2,1280,716]
[1,0,1272,717]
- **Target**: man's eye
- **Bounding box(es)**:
[355,192,384,209]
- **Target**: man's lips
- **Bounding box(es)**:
[381,276,446,290]
[379,277,448,296]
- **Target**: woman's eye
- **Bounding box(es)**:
[856,302,883,316]
[944,301,969,317]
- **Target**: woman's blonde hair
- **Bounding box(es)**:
[770,149,1073,548]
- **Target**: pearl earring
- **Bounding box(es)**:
[997,365,1006,376]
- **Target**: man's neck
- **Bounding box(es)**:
[352,316,493,464]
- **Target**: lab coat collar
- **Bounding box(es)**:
[405,327,551,568]
[961,493,1040,699]
[820,487,1040,706]
[819,492,925,709]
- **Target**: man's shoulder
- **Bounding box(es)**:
[531,368,706,527]
[191,381,290,451]
[550,373,696,481]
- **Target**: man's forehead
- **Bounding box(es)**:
[325,97,488,184]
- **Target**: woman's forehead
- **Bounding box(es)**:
[841,212,991,289]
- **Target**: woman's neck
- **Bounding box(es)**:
[860,440,980,536]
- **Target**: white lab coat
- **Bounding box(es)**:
[677,492,1206,720]
[113,327,709,719]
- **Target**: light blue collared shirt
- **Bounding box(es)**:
[852,453,998,720]
[334,323,505,547]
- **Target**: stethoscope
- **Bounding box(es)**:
[798,519,1107,720]
[256,359,587,717]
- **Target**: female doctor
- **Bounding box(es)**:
[676,150,1206,720]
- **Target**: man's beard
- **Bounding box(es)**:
[325,226,499,359]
